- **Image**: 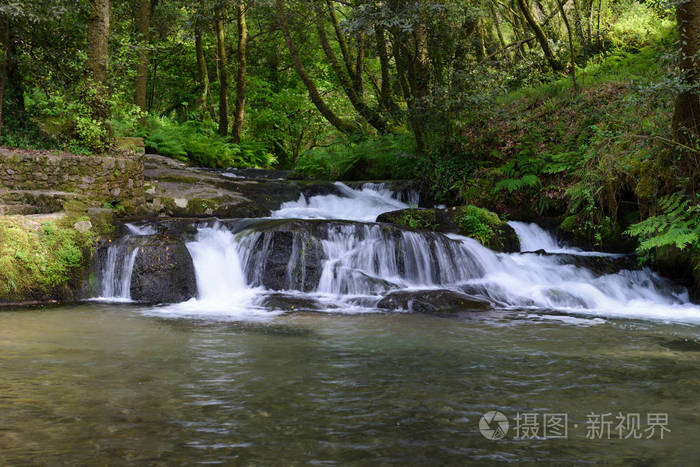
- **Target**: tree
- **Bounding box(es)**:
[516,0,561,72]
[214,2,229,136]
[274,0,356,134]
[87,0,111,84]
[134,0,150,121]
[232,0,247,142]
[673,0,700,147]
[0,15,8,135]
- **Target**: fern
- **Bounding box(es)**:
[542,151,582,174]
[626,192,700,254]
[494,174,541,193]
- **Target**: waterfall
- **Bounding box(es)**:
[99,236,140,301]
[315,224,483,296]
[96,179,700,324]
[272,182,411,221]
[147,225,277,321]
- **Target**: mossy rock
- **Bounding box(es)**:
[376,208,439,231]
[376,205,519,252]
[0,215,98,303]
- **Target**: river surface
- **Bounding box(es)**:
[3,182,700,464]
[0,305,699,464]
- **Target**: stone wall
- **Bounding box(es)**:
[0,148,145,211]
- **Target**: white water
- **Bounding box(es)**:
[272,182,411,222]
[98,182,700,325]
[508,221,622,256]
[97,237,140,301]
[125,222,157,236]
[147,226,277,322]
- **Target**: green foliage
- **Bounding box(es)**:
[456,205,503,248]
[610,2,675,51]
[293,134,417,180]
[626,193,700,255]
[143,117,276,168]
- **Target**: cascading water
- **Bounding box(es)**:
[272,182,413,221]
[98,182,700,324]
[96,223,154,301]
[98,236,140,301]
[147,225,279,321]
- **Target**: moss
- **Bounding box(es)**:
[398,209,438,230]
[456,205,504,249]
[559,215,578,233]
[0,215,97,301]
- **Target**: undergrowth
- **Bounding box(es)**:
[140,117,276,169]
[293,133,418,180]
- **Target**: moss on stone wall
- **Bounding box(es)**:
[0,214,99,303]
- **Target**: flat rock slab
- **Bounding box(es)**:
[144,154,335,218]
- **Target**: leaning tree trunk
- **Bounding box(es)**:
[232,0,247,143]
[314,3,387,133]
[556,0,577,88]
[673,0,700,147]
[274,0,356,134]
[516,0,561,72]
[87,0,111,84]
[214,8,229,136]
[134,0,150,123]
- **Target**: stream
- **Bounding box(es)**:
[1,182,700,463]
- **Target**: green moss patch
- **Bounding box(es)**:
[0,215,97,301]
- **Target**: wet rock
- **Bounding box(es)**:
[238,223,325,292]
[377,289,491,313]
[259,293,323,312]
[130,236,197,303]
[531,251,638,277]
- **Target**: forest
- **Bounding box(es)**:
[4,2,700,463]
[1,0,699,270]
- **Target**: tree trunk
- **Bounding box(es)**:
[673,0,700,146]
[556,0,577,88]
[314,5,387,133]
[407,21,430,154]
[232,0,247,143]
[354,32,364,95]
[375,25,399,115]
[87,0,111,84]
[274,0,356,134]
[326,0,356,84]
[195,30,214,119]
[516,0,561,72]
[0,16,8,135]
[214,8,229,136]
[134,0,150,123]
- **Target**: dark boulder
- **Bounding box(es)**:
[377,289,491,313]
[130,235,197,303]
[259,293,323,312]
[238,223,325,292]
